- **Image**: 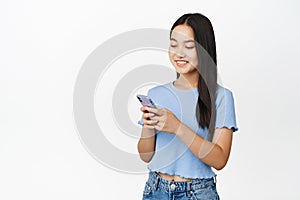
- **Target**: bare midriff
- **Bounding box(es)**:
[157,172,194,182]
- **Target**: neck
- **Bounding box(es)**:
[177,71,199,89]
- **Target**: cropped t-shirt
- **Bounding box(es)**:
[138,81,238,179]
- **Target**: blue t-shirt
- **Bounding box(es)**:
[138,81,238,179]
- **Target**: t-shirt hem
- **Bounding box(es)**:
[148,168,217,179]
[215,125,239,132]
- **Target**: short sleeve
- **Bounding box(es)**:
[215,89,239,132]
[138,117,144,126]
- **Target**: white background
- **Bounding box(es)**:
[1,0,299,199]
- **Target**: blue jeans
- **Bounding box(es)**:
[142,171,220,200]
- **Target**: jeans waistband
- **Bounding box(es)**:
[147,171,217,193]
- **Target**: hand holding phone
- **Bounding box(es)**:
[136,94,160,127]
[136,94,159,120]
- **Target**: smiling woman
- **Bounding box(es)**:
[169,25,199,76]
[137,13,238,200]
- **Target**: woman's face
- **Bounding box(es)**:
[168,24,198,75]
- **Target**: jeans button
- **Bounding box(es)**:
[170,183,176,191]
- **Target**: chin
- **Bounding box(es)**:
[174,66,196,74]
[175,69,192,74]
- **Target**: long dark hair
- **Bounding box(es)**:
[170,13,218,141]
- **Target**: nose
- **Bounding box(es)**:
[174,47,185,58]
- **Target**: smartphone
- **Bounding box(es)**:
[136,94,157,108]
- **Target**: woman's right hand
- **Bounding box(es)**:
[140,106,158,129]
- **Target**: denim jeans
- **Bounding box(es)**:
[142,171,220,200]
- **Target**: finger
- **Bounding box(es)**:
[143,113,154,120]
[150,119,159,126]
[145,119,159,126]
[140,106,149,112]
[143,112,155,119]
[150,115,161,121]
[153,108,165,116]
[146,107,159,115]
[143,125,155,129]
[153,124,161,131]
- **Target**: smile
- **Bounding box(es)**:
[175,60,189,67]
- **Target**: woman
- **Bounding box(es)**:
[137,13,238,200]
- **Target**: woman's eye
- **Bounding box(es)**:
[169,44,194,49]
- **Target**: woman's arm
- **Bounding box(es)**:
[137,126,156,163]
[137,106,158,163]
[176,123,233,170]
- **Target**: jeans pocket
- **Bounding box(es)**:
[191,182,219,200]
[143,182,153,196]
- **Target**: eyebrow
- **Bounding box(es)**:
[170,38,195,43]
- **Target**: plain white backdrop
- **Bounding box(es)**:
[0,0,299,199]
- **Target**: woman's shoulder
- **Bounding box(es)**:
[147,82,172,94]
[216,84,235,105]
[216,83,233,95]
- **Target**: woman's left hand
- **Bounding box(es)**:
[144,107,181,134]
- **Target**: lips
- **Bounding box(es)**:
[175,60,189,67]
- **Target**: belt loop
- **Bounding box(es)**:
[213,176,217,184]
[186,181,192,197]
[153,172,160,191]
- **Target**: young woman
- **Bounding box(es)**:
[137,13,238,200]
